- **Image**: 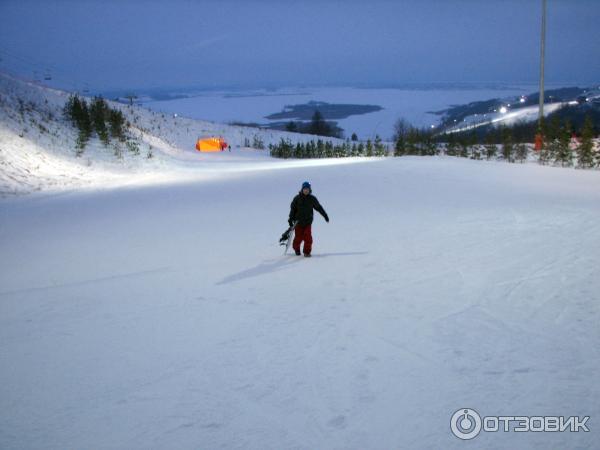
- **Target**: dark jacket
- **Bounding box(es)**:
[289,190,328,226]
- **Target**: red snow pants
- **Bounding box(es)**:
[293,224,313,255]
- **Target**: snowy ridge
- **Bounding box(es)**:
[0,73,345,196]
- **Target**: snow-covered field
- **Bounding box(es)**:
[1,155,599,449]
[142,85,537,140]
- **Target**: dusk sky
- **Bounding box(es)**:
[0,0,599,91]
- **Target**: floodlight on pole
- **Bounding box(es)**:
[535,0,547,151]
[538,0,546,128]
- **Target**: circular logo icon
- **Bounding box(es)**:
[450,408,482,440]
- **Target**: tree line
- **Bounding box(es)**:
[269,136,387,159]
[63,95,138,157]
[394,115,599,168]
[271,114,598,168]
[284,110,343,138]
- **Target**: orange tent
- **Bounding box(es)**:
[196,137,228,152]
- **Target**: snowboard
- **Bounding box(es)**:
[279,221,297,255]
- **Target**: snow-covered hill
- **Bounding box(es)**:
[0,73,345,196]
[2,72,600,450]
[445,102,565,134]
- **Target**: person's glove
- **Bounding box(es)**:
[288,219,294,227]
[324,214,329,223]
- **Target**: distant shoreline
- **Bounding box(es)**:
[99,82,577,103]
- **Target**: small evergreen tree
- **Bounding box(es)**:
[405,128,420,155]
[393,118,411,143]
[394,133,406,156]
[309,110,331,136]
[76,99,92,151]
[467,131,479,159]
[576,116,595,168]
[445,133,459,156]
[252,134,265,149]
[90,97,110,146]
[515,142,528,163]
[63,95,77,124]
[365,139,373,157]
[543,135,561,165]
[554,121,573,167]
[374,135,386,156]
[108,109,126,141]
[501,126,514,162]
[357,142,365,156]
[351,132,358,141]
[126,139,140,155]
[458,135,470,158]
[545,114,561,143]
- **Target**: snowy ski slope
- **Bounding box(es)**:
[1,73,600,449]
[0,73,346,196]
[2,156,600,449]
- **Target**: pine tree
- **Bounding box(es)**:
[467,131,479,159]
[545,114,561,143]
[63,95,77,124]
[543,136,560,165]
[351,132,358,141]
[90,97,109,146]
[394,133,406,156]
[365,139,373,157]
[308,140,316,158]
[108,109,126,141]
[446,133,459,156]
[484,134,497,160]
[374,135,386,156]
[540,115,561,164]
[458,135,469,158]
[286,121,298,132]
[501,126,514,162]
[315,139,324,157]
[393,118,410,143]
[554,121,573,167]
[75,99,92,151]
[515,142,528,163]
[405,129,420,155]
[309,110,331,137]
[576,115,595,168]
[357,142,365,156]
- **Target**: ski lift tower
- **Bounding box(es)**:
[124,94,138,106]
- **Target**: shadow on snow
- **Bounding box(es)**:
[217,251,368,285]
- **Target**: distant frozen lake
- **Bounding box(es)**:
[141,85,544,140]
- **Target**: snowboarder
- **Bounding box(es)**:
[288,181,329,257]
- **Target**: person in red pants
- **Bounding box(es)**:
[288,181,329,257]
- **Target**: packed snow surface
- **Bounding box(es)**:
[1,155,599,449]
